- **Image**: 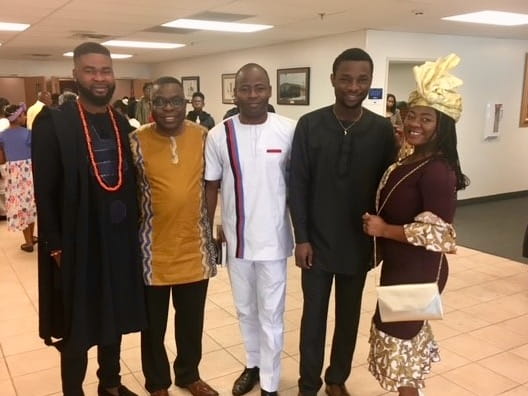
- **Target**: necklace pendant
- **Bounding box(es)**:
[344,130,348,136]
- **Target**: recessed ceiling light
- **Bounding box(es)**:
[163,18,273,33]
[0,22,30,31]
[442,10,528,26]
[102,40,185,49]
[63,51,133,59]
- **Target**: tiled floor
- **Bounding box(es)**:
[1,221,528,396]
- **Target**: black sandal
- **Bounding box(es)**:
[20,243,34,252]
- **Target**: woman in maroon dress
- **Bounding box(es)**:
[362,54,469,396]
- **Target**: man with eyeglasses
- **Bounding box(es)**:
[129,76,218,396]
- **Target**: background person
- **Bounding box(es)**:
[186,92,215,130]
[386,93,403,142]
[0,103,37,251]
[27,91,52,130]
[113,99,140,129]
[59,91,78,105]
[363,54,468,396]
[0,97,10,221]
[135,82,153,125]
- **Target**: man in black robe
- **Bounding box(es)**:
[32,42,146,396]
[289,48,396,396]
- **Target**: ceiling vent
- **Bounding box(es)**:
[188,11,254,22]
[69,31,112,40]
[143,26,197,34]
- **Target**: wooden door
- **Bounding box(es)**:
[23,76,46,104]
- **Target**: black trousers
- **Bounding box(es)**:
[298,267,366,395]
[141,279,209,393]
[60,340,121,396]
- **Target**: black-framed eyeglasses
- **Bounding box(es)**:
[152,97,186,108]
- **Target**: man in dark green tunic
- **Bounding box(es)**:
[32,42,146,396]
[289,48,396,396]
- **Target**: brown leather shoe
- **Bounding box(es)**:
[150,390,169,396]
[325,384,350,396]
[184,379,219,396]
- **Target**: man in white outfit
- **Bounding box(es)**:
[205,63,296,396]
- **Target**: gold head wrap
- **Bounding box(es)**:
[408,53,463,122]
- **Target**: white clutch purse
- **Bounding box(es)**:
[376,281,443,322]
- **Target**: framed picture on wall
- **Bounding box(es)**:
[222,73,236,104]
[519,54,528,127]
[277,67,310,105]
[181,76,200,102]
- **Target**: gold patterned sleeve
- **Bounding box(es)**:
[403,211,457,253]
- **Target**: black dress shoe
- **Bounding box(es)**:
[261,390,278,396]
[325,384,350,396]
[97,384,138,396]
[232,367,259,396]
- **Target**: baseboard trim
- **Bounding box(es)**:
[458,190,528,206]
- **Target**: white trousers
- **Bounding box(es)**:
[227,257,287,392]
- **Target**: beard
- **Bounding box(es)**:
[76,81,115,107]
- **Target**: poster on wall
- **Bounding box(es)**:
[277,67,310,105]
[222,73,236,104]
[181,76,200,102]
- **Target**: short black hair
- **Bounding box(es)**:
[235,63,270,86]
[192,92,205,101]
[4,104,22,118]
[153,76,182,88]
[0,97,9,117]
[143,82,153,90]
[112,99,127,113]
[332,48,373,75]
[73,42,110,59]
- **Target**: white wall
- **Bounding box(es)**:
[387,62,421,105]
[366,30,528,199]
[152,30,367,123]
[0,59,152,79]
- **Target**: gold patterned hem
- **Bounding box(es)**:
[368,321,440,392]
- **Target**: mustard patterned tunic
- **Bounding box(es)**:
[130,121,216,286]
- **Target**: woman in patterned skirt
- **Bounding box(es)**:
[362,54,469,396]
[0,103,37,252]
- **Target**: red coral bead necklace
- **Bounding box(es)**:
[76,100,124,192]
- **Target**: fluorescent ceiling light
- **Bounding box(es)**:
[102,40,185,49]
[442,10,528,26]
[64,52,133,59]
[0,22,30,31]
[163,18,273,33]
